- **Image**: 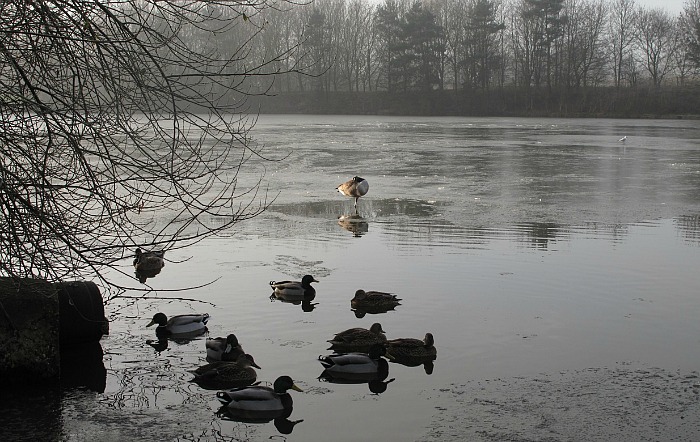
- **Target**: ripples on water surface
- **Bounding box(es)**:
[4,116,700,441]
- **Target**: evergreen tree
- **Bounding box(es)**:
[464,0,506,89]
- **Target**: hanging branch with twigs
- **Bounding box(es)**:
[0,0,309,298]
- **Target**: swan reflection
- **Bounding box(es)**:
[337,212,369,237]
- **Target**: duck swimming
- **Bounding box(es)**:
[336,176,369,208]
[217,375,303,412]
[351,290,401,311]
[269,275,318,298]
[133,248,165,283]
[146,312,209,337]
[327,322,387,353]
[190,353,261,390]
[385,332,437,363]
[206,334,244,361]
[319,344,391,378]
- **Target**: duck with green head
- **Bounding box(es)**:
[319,343,392,380]
[146,312,209,337]
[217,375,303,412]
[269,275,318,298]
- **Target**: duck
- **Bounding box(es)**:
[336,176,369,208]
[327,322,387,353]
[146,312,209,336]
[133,248,165,283]
[351,290,401,311]
[133,248,165,270]
[206,334,244,361]
[385,332,437,363]
[269,275,318,298]
[217,375,303,412]
[190,354,261,390]
[319,344,391,377]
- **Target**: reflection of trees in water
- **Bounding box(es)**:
[674,215,700,243]
[104,357,199,410]
[516,222,563,250]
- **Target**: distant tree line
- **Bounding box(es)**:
[217,0,700,116]
[105,0,700,116]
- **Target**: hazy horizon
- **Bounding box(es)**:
[361,0,688,15]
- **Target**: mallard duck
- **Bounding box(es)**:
[269,275,318,298]
[133,248,165,283]
[206,334,244,362]
[190,354,261,390]
[327,322,387,353]
[217,375,303,412]
[319,344,390,376]
[385,332,437,363]
[351,290,401,310]
[146,312,209,336]
[336,176,369,208]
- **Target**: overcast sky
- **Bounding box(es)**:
[637,0,685,13]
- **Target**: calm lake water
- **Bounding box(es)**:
[5,115,700,441]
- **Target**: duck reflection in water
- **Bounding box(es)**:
[269,291,319,312]
[146,337,168,353]
[318,344,395,394]
[337,211,369,237]
[351,289,401,318]
[146,331,210,354]
[217,406,304,434]
[386,333,437,375]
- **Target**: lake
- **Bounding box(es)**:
[4,115,700,441]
